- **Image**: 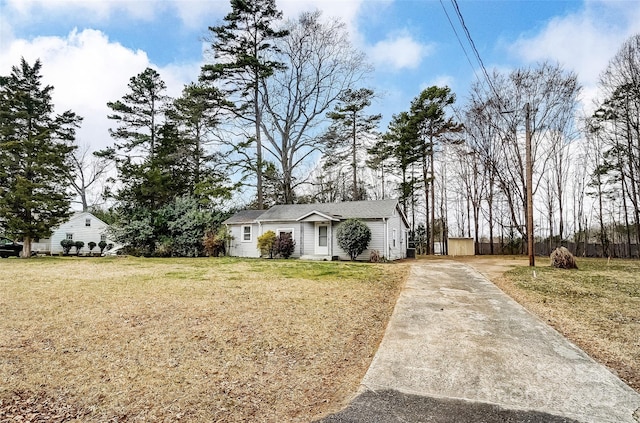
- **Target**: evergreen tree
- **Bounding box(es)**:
[100,69,236,255]
[201,0,288,210]
[409,86,462,254]
[373,111,421,217]
[169,82,236,204]
[323,88,381,201]
[0,58,81,256]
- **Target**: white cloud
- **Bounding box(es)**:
[509,0,640,108]
[0,28,199,152]
[423,75,455,90]
[369,32,433,71]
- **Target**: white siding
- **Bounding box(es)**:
[49,212,115,254]
[386,214,407,260]
[227,223,261,258]
[259,222,301,258]
[302,222,315,256]
[332,220,385,261]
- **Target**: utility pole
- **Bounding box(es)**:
[525,102,535,267]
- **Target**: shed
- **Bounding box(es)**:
[448,237,475,256]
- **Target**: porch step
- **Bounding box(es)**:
[299,255,334,261]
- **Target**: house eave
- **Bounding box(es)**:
[295,210,340,222]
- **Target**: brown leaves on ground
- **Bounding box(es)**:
[0,390,90,422]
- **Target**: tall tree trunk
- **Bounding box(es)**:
[352,111,358,201]
[488,172,495,254]
[430,136,436,255]
[254,79,264,209]
[422,148,430,255]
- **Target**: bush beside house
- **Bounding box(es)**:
[337,219,372,261]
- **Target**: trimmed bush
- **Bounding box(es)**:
[74,241,85,256]
[98,240,107,254]
[336,219,371,261]
[88,241,97,252]
[60,239,74,255]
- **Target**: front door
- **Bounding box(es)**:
[315,222,329,256]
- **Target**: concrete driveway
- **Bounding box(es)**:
[318,261,640,423]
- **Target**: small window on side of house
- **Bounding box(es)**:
[242,225,252,242]
[392,229,397,248]
[85,218,91,227]
[66,233,73,240]
[100,234,107,242]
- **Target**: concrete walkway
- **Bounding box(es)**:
[318,261,640,423]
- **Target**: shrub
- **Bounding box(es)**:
[88,241,97,252]
[74,241,85,256]
[369,249,385,263]
[98,240,107,254]
[257,230,277,258]
[60,239,74,255]
[154,240,173,257]
[337,219,371,261]
[550,246,578,269]
[274,233,295,259]
[203,226,233,257]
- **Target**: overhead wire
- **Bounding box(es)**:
[438,0,482,85]
[440,0,508,110]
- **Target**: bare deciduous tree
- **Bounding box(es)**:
[67,144,111,212]
[260,11,370,204]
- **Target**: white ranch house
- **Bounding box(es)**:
[223,199,410,261]
[32,212,117,254]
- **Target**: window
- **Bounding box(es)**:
[85,218,91,227]
[242,225,252,242]
[318,226,327,247]
[66,233,73,240]
[277,228,294,240]
[100,234,107,242]
[392,229,397,248]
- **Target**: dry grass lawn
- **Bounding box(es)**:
[0,257,407,422]
[460,256,640,393]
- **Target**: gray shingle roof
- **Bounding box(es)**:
[222,209,266,224]
[223,199,405,224]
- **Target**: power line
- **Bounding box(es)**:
[438,0,482,85]
[441,0,507,109]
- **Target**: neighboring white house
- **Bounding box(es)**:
[32,212,116,254]
[223,199,410,261]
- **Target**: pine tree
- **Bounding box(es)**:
[323,88,381,201]
[0,58,81,257]
[409,86,462,254]
[201,0,288,209]
[169,82,235,203]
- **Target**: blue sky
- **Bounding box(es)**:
[1,0,639,154]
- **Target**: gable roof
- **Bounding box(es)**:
[55,211,109,229]
[223,199,408,226]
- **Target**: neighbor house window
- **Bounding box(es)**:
[392,229,397,248]
[66,233,73,240]
[100,234,107,242]
[85,218,91,227]
[242,225,252,242]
